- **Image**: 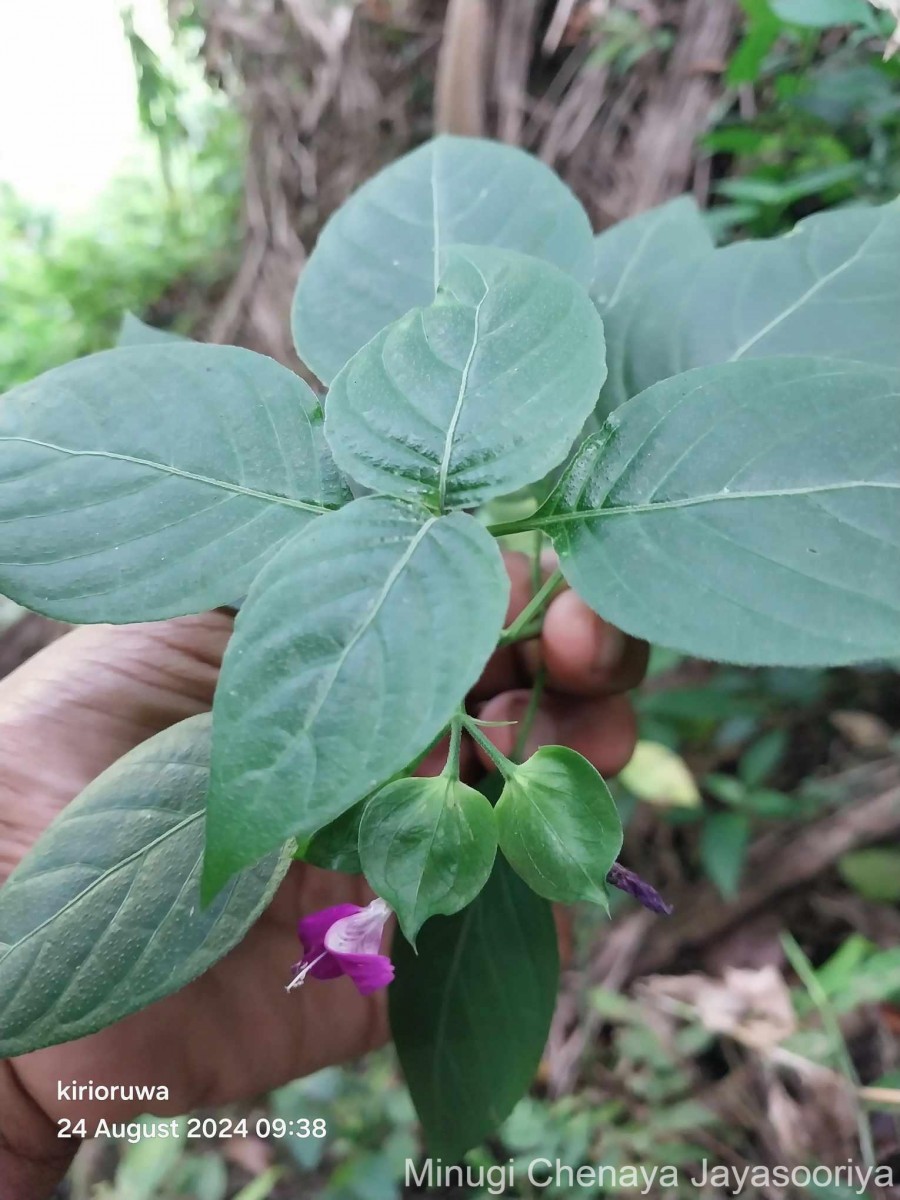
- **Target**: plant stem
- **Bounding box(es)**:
[530,529,543,594]
[499,568,564,646]
[512,666,546,763]
[462,716,516,779]
[441,712,464,779]
[500,617,544,646]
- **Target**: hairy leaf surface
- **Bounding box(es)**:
[0,715,290,1057]
[591,196,713,313]
[544,357,900,666]
[326,245,606,509]
[292,135,594,383]
[390,852,558,1161]
[623,200,900,399]
[0,344,349,622]
[592,197,715,417]
[205,497,508,896]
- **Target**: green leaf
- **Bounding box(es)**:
[302,801,365,874]
[739,728,788,787]
[117,312,186,345]
[727,1,782,86]
[292,135,594,384]
[0,715,290,1057]
[390,854,558,1161]
[623,200,900,400]
[359,776,497,943]
[113,1120,188,1199]
[700,811,751,899]
[496,746,622,905]
[838,849,900,903]
[543,357,900,666]
[771,0,872,27]
[591,196,714,314]
[593,198,715,418]
[619,740,701,809]
[231,1169,283,1200]
[205,497,508,896]
[0,344,350,623]
[325,245,606,510]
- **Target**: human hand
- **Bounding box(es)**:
[0,553,645,1198]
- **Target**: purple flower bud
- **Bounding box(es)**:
[288,897,394,996]
[606,863,673,915]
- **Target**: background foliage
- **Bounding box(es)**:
[0,12,241,394]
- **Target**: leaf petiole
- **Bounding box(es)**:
[441,713,464,780]
[512,667,547,764]
[462,716,516,779]
[499,568,564,646]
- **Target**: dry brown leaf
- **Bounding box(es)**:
[639,966,796,1050]
[765,1054,861,1164]
[831,710,893,752]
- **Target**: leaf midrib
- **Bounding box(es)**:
[431,901,477,1112]
[0,437,331,517]
[437,272,489,510]
[537,479,900,532]
[728,215,884,361]
[512,787,610,893]
[604,214,662,310]
[299,515,439,736]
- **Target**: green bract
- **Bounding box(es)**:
[359,775,498,943]
[496,746,622,906]
[0,134,898,1160]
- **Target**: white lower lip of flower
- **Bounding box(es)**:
[324,897,392,957]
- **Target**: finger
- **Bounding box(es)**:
[0,612,233,837]
[470,551,533,700]
[534,589,649,697]
[474,689,638,777]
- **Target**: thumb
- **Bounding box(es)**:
[0,611,232,879]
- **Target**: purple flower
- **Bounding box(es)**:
[607,863,673,915]
[287,897,394,996]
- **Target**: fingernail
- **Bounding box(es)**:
[596,625,626,671]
